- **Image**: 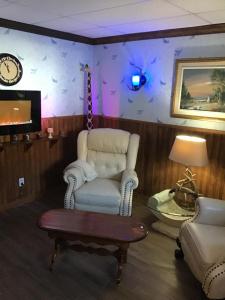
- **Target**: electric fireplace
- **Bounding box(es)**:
[0,90,41,135]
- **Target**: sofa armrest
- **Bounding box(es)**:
[192,197,225,226]
[120,169,138,216]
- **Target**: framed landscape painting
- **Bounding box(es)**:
[171,58,225,121]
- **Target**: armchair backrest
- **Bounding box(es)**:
[77,128,139,180]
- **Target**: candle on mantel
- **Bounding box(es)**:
[47,127,54,139]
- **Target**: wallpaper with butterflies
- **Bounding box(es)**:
[0,27,93,118]
[1,26,225,131]
[93,33,225,131]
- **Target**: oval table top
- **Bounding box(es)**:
[38,209,148,243]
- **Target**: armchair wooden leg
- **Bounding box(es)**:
[175,238,184,259]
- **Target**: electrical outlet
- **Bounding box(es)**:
[18,177,25,187]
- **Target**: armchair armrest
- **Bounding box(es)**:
[121,169,138,189]
[63,165,85,187]
[193,197,225,226]
[63,162,85,209]
[203,258,225,299]
[64,159,97,182]
[120,169,138,216]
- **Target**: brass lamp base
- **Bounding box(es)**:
[171,168,199,211]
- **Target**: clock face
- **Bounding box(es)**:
[0,53,23,86]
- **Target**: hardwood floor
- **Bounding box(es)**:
[0,187,207,300]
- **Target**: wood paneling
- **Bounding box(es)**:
[0,113,224,211]
[99,116,225,200]
[0,115,84,211]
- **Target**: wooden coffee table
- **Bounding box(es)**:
[38,209,148,283]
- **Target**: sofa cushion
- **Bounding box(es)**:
[181,222,225,280]
[75,178,121,209]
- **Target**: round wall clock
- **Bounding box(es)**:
[0,53,23,86]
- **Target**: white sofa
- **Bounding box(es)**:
[63,128,140,216]
[178,197,225,299]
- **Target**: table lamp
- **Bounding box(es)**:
[169,135,208,210]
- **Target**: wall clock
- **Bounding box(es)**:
[0,53,23,86]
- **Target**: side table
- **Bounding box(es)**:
[147,189,194,239]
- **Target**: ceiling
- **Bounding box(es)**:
[0,0,225,38]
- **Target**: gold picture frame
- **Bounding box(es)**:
[171,58,225,121]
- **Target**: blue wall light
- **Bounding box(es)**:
[132,75,140,88]
[129,70,147,91]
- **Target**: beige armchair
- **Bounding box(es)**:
[63,128,140,216]
[177,197,225,299]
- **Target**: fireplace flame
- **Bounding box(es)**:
[0,120,32,126]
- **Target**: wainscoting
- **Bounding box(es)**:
[0,114,224,211]
[98,116,225,200]
[0,115,84,211]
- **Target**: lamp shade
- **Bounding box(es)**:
[169,135,208,167]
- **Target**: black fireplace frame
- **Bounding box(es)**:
[0,90,41,135]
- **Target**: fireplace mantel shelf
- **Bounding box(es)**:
[0,135,68,152]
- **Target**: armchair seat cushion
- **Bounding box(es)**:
[74,178,121,214]
[181,222,225,281]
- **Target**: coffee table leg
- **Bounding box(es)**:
[116,243,129,284]
[49,238,61,271]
